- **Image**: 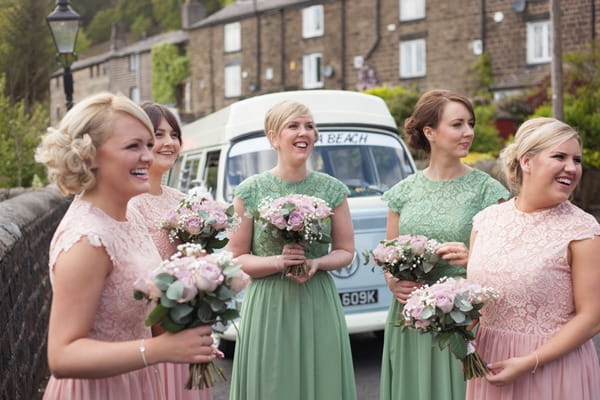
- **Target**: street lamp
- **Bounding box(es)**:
[47,0,81,111]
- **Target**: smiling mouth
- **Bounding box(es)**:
[157,151,174,156]
[131,168,148,177]
[294,141,308,149]
[556,177,573,186]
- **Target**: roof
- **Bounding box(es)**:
[181,89,397,151]
[190,0,310,28]
[53,30,189,76]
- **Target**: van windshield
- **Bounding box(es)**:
[224,130,414,201]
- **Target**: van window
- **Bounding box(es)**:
[224,130,414,200]
[203,151,220,199]
[180,156,201,192]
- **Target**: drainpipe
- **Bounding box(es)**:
[592,0,596,40]
[340,0,346,89]
[480,0,486,52]
[280,8,286,90]
[254,0,261,93]
[364,0,381,61]
[209,26,215,113]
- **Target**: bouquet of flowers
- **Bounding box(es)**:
[134,243,250,389]
[254,194,332,276]
[402,277,498,380]
[364,235,441,282]
[162,193,240,253]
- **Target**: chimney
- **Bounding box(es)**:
[110,22,125,52]
[181,0,207,29]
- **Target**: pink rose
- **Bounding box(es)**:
[287,211,304,231]
[434,293,455,314]
[270,214,288,230]
[395,235,412,245]
[410,236,427,255]
[194,261,224,292]
[164,210,179,228]
[315,203,331,219]
[172,269,199,303]
[229,271,251,293]
[184,215,202,235]
[133,277,162,299]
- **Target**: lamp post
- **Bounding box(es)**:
[47,0,81,111]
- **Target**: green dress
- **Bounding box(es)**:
[229,171,357,400]
[379,169,509,400]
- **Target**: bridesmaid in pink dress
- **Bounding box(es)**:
[129,102,213,400]
[36,93,215,400]
[467,117,600,400]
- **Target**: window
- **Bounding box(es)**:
[302,5,324,38]
[129,87,140,103]
[224,63,241,98]
[202,151,221,199]
[399,38,426,78]
[302,53,323,89]
[400,0,425,21]
[129,54,138,72]
[527,20,551,64]
[224,22,241,52]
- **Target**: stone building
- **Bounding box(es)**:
[49,0,599,122]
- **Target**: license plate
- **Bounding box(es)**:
[339,289,378,307]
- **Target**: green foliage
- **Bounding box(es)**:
[364,86,421,130]
[151,43,190,104]
[87,8,116,43]
[0,76,49,187]
[75,28,91,55]
[472,104,502,154]
[151,0,183,31]
[471,52,493,102]
[131,15,153,40]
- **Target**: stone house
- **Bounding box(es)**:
[49,0,599,122]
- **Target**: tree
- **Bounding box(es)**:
[151,43,190,105]
[0,76,48,187]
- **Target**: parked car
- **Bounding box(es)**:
[167,90,416,354]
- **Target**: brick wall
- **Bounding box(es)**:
[0,186,71,400]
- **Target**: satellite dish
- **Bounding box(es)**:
[512,0,526,13]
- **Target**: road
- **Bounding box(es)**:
[211,331,385,400]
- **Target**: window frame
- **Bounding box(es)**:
[302,5,324,38]
[129,86,140,103]
[302,53,324,89]
[224,22,241,53]
[526,20,552,64]
[399,0,425,22]
[128,53,138,72]
[224,63,242,98]
[399,38,426,78]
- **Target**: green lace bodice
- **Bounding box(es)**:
[234,171,350,260]
[382,169,509,281]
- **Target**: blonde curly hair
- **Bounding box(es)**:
[499,117,581,194]
[35,92,154,195]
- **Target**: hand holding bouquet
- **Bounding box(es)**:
[134,244,250,389]
[364,235,441,282]
[402,277,498,379]
[162,193,240,253]
[254,194,332,276]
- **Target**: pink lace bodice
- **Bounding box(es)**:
[49,197,162,342]
[468,199,600,337]
[128,186,185,260]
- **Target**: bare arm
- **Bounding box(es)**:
[383,210,421,303]
[47,237,215,379]
[486,236,600,385]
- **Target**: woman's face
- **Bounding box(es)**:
[521,137,582,205]
[426,101,474,159]
[93,112,154,199]
[151,117,181,174]
[270,115,316,166]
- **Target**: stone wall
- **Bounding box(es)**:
[0,186,71,400]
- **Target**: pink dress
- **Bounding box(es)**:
[467,199,600,400]
[43,197,166,399]
[129,186,212,400]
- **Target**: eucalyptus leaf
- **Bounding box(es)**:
[160,293,176,308]
[145,303,168,326]
[170,303,194,324]
[197,301,214,323]
[449,332,467,359]
[161,314,185,333]
[155,273,175,291]
[166,280,185,301]
[450,310,466,323]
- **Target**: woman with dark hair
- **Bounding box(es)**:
[379,89,509,400]
[129,102,214,400]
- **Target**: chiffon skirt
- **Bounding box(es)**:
[43,366,165,400]
[229,270,357,400]
[379,299,466,400]
[466,326,600,400]
[156,362,212,400]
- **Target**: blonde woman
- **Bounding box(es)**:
[227,100,357,400]
[37,93,214,399]
[466,117,600,399]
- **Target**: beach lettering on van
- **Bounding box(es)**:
[318,132,369,145]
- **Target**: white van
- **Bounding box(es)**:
[167,90,416,347]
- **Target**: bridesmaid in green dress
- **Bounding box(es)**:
[227,100,357,400]
[379,89,509,400]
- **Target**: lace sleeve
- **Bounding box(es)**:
[382,179,409,213]
[472,203,498,234]
[234,175,258,213]
[320,174,350,208]
[479,175,510,209]
[568,205,600,242]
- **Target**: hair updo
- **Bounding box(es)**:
[499,117,581,194]
[35,92,153,195]
[264,100,319,143]
[403,89,475,154]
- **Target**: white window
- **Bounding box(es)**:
[129,54,138,72]
[129,87,140,103]
[224,64,241,98]
[527,20,551,64]
[224,22,241,53]
[302,5,324,38]
[400,0,425,21]
[302,53,323,89]
[399,38,426,78]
